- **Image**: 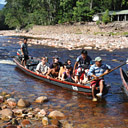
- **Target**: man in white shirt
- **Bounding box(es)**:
[36,57,49,75]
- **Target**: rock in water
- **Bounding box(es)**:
[35,96,48,103]
[7,98,17,108]
[0,96,4,103]
[11,118,19,125]
[48,110,65,120]
[21,119,31,127]
[5,125,17,128]
[42,117,49,126]
[0,109,13,119]
[17,99,31,107]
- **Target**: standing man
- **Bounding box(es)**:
[88,57,111,102]
[21,38,29,66]
[73,50,92,83]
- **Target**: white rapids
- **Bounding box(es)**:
[0,60,16,65]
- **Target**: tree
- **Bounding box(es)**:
[102,9,110,24]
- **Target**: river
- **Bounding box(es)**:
[0,36,128,127]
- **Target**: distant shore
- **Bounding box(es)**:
[0,22,128,51]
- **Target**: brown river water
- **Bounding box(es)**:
[0,36,128,127]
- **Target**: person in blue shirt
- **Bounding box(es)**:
[73,50,93,84]
[88,57,111,101]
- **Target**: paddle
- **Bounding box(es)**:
[85,62,126,84]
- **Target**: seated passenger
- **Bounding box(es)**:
[36,57,49,75]
[61,65,75,83]
[58,63,67,80]
[46,63,59,79]
[49,55,63,70]
[80,69,90,84]
[66,59,73,73]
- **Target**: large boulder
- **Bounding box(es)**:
[48,110,65,120]
[35,96,48,103]
[17,99,31,107]
[0,109,13,119]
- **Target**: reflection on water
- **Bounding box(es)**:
[0,36,128,127]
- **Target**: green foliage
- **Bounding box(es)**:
[102,9,110,24]
[96,20,100,25]
[0,0,128,30]
[0,10,9,30]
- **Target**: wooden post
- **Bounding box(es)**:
[111,16,112,21]
[118,15,120,21]
[125,15,127,21]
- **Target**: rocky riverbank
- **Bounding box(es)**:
[0,91,71,128]
[0,22,128,51]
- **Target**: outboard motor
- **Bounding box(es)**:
[16,49,23,61]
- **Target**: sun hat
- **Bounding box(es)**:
[95,57,102,62]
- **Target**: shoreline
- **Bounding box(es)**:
[0,23,128,51]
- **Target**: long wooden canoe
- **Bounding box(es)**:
[13,57,109,96]
[120,68,128,96]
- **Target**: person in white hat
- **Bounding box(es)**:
[88,57,111,101]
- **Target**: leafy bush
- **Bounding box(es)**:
[102,9,110,24]
[96,20,100,25]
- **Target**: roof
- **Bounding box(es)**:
[96,9,128,16]
[109,10,128,15]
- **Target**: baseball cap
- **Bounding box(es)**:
[95,57,102,62]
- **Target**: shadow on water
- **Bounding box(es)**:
[0,36,128,127]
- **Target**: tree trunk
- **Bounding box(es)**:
[90,0,93,10]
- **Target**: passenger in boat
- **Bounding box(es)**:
[46,63,59,79]
[49,55,63,69]
[88,57,111,102]
[73,50,92,84]
[36,57,49,75]
[66,59,73,73]
[58,63,67,80]
[61,65,75,83]
[21,38,29,66]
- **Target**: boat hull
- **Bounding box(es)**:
[13,57,109,96]
[120,68,128,96]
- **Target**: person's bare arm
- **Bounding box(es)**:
[91,74,99,80]
[61,73,65,81]
[36,70,40,74]
[46,68,51,79]
[103,69,110,75]
[73,61,78,75]
[21,46,24,55]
